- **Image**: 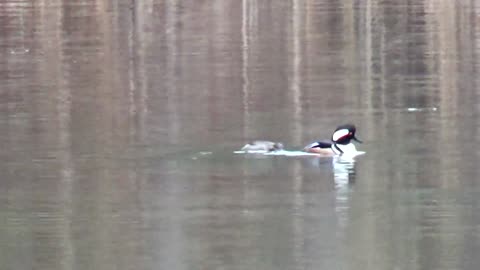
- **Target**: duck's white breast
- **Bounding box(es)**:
[333,143,358,155]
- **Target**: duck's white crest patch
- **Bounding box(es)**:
[332,129,350,141]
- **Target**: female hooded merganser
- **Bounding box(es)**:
[303,124,362,156]
[241,140,284,153]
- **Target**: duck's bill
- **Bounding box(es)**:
[353,136,363,143]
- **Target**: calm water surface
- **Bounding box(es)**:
[1,1,480,270]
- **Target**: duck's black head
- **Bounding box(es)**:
[332,124,362,145]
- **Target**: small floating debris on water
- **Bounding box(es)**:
[9,48,30,55]
[190,151,212,160]
[406,107,438,112]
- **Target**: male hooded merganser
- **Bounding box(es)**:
[241,140,284,153]
[303,124,362,156]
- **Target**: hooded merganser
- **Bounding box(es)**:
[303,124,362,156]
[241,140,284,153]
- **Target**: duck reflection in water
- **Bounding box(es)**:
[304,155,357,188]
[332,155,357,188]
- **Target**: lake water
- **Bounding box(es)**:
[1,1,480,270]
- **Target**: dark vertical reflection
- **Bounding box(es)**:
[0,1,146,269]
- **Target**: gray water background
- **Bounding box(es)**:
[1,1,480,270]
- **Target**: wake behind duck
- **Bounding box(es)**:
[236,124,365,157]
